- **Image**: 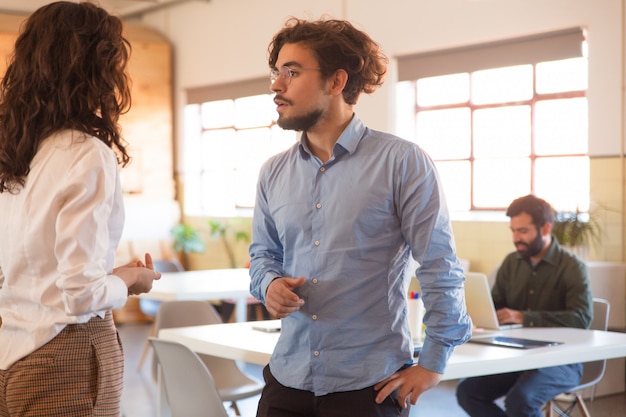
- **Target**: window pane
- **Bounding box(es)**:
[183,173,202,215]
[202,129,235,169]
[234,128,271,171]
[395,81,417,140]
[434,161,471,211]
[473,105,531,158]
[534,98,588,155]
[234,94,274,128]
[201,99,234,129]
[201,169,236,216]
[417,73,469,106]
[183,104,203,172]
[416,108,471,159]
[534,156,589,212]
[536,57,588,94]
[270,125,297,156]
[472,65,533,105]
[473,158,531,207]
[393,41,588,214]
[234,169,259,208]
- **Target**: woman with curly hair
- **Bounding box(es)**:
[0,2,160,416]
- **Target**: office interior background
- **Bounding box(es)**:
[1,0,622,320]
[0,0,623,318]
[0,0,625,409]
[112,0,624,276]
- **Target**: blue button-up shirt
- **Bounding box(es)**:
[249,115,471,396]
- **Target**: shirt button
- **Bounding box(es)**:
[316,203,322,209]
[312,278,318,284]
[314,240,320,246]
[320,167,325,172]
[314,351,320,357]
[529,289,534,295]
[312,315,318,320]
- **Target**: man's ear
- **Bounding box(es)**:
[329,69,348,96]
[542,222,553,237]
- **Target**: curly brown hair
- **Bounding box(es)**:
[0,1,132,193]
[268,17,388,105]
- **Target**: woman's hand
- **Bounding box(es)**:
[113,253,161,295]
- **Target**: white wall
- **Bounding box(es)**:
[139,0,625,169]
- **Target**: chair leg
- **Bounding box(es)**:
[136,321,156,371]
[255,304,265,321]
[574,394,591,417]
[228,306,236,323]
[230,401,241,416]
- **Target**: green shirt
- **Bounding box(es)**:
[492,237,593,329]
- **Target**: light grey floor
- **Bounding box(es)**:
[119,322,625,417]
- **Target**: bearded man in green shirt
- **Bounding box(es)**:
[456,194,593,417]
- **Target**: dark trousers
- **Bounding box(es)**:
[256,364,411,417]
[456,363,583,417]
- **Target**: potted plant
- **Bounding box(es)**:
[207,219,250,268]
[170,223,206,269]
[552,207,602,260]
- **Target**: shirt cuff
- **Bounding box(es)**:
[107,274,130,310]
[416,337,454,374]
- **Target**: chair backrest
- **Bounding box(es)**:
[154,300,222,330]
[578,298,610,389]
[152,300,223,380]
[153,259,185,273]
[590,297,610,332]
[149,338,229,417]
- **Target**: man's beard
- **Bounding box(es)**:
[277,108,323,132]
[516,231,544,260]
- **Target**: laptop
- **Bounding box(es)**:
[464,272,522,333]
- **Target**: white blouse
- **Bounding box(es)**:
[0,130,128,369]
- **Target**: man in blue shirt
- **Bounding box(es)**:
[249,17,472,417]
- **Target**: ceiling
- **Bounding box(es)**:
[0,0,190,18]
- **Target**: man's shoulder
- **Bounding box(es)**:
[363,127,417,148]
[552,241,587,268]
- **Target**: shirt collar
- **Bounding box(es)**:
[541,236,562,266]
[516,236,561,267]
[297,114,366,158]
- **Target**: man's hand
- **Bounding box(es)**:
[496,307,523,325]
[374,364,443,408]
[265,276,306,318]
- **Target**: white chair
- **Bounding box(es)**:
[546,298,610,417]
[153,300,264,416]
[149,338,230,417]
[136,258,185,371]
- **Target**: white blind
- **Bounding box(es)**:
[186,77,269,104]
[397,28,584,81]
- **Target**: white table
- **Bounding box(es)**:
[159,320,626,380]
[140,268,253,322]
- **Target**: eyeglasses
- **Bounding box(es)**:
[270,66,321,85]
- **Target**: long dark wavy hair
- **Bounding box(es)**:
[268,17,388,105]
[0,1,132,193]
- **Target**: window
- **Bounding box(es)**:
[183,79,297,216]
[396,29,588,213]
